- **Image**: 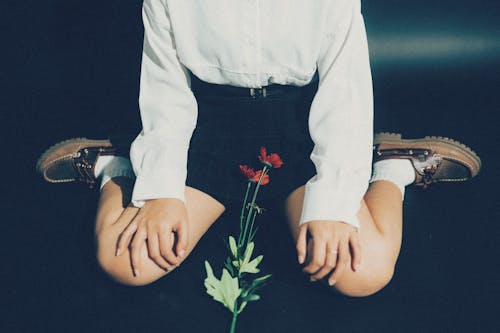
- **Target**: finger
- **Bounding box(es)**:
[296,225,307,264]
[116,218,139,257]
[111,205,140,228]
[159,227,179,266]
[311,241,338,281]
[350,232,362,272]
[130,228,147,277]
[174,220,188,259]
[303,238,326,275]
[147,231,172,271]
[328,238,350,286]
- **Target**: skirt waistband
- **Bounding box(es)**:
[189,72,318,99]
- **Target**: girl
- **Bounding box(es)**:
[36,0,481,297]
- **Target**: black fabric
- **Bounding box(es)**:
[186,73,318,210]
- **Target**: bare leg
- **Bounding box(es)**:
[285,180,403,297]
[94,177,226,286]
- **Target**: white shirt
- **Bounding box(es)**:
[129,0,374,230]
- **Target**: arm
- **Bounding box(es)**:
[297,0,374,284]
[116,0,195,275]
[130,0,197,207]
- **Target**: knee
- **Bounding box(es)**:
[332,266,395,298]
[95,232,164,287]
[96,253,160,287]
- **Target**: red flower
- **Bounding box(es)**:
[258,146,283,168]
[239,164,255,178]
[239,165,270,185]
[252,169,270,185]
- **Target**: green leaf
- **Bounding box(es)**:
[229,236,238,258]
[253,274,272,285]
[237,301,248,314]
[233,242,265,275]
[224,257,234,276]
[244,294,260,302]
[204,261,242,313]
[221,269,241,312]
[249,274,272,294]
[204,261,224,305]
[243,242,255,263]
[242,255,263,274]
[255,274,272,282]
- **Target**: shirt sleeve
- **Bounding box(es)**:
[298,0,374,231]
[129,0,198,207]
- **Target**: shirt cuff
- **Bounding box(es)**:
[131,171,186,208]
[298,180,364,231]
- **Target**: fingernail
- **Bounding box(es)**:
[329,279,337,286]
[134,269,140,277]
[115,248,121,256]
[179,249,186,258]
[310,276,316,282]
[298,255,304,264]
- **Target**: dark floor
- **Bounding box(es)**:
[3,1,500,332]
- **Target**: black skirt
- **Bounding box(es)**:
[185,72,318,210]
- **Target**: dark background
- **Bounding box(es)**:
[2,0,500,332]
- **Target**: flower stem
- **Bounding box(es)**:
[230,308,238,333]
[238,182,252,251]
[246,208,259,245]
[249,225,259,244]
[240,166,269,250]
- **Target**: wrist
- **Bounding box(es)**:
[144,197,184,207]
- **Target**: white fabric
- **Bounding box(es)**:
[94,155,115,179]
[130,0,374,230]
[97,156,136,190]
[369,159,416,199]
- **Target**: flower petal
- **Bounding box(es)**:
[268,153,284,168]
[239,164,255,178]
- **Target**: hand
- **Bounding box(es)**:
[296,220,361,286]
[116,198,189,277]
